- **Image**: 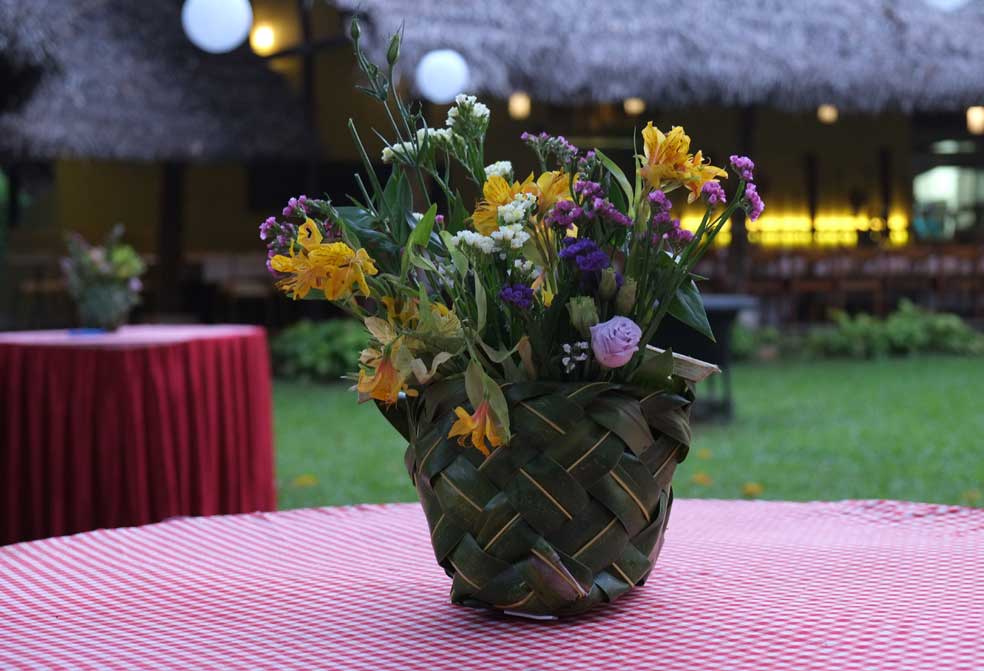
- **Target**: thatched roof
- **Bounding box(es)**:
[337,0,984,114]
[0,0,315,162]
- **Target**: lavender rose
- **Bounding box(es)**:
[589,316,642,368]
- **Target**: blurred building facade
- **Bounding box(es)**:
[3,0,984,328]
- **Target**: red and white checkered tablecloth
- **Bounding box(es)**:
[1,500,982,670]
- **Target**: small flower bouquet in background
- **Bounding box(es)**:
[62,224,145,331]
[262,22,763,618]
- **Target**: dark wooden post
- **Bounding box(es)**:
[157,161,185,314]
[298,0,319,196]
[878,147,893,223]
[805,153,819,230]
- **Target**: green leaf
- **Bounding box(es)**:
[448,194,470,235]
[588,395,654,457]
[481,370,511,441]
[400,204,439,278]
[595,149,633,212]
[668,280,715,342]
[408,203,437,249]
[381,170,413,243]
[630,347,674,389]
[464,360,484,408]
[440,230,469,277]
[335,206,400,258]
[474,274,487,334]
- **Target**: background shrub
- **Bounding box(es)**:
[271,319,365,382]
[735,301,984,361]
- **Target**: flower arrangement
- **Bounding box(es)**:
[62,224,145,331]
[262,22,764,617]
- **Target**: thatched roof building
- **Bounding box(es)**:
[0,0,314,162]
[338,0,984,113]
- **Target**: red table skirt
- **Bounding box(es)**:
[0,325,276,545]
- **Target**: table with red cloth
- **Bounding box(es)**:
[0,325,275,546]
[1,500,981,670]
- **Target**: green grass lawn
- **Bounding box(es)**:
[274,356,984,510]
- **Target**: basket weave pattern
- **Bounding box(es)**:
[395,378,693,617]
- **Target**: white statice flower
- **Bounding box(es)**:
[510,258,535,279]
[416,127,454,149]
[496,192,537,227]
[451,230,496,254]
[561,341,590,373]
[490,223,531,250]
[446,94,490,133]
[484,161,513,180]
[381,141,416,164]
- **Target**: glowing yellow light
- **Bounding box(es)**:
[817,104,839,124]
[966,106,984,135]
[508,91,531,120]
[623,97,646,116]
[683,209,910,248]
[250,24,276,56]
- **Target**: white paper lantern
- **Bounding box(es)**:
[415,49,470,104]
[181,0,253,54]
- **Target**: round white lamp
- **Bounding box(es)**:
[181,0,254,54]
[415,49,470,104]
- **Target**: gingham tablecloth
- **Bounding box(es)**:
[1,500,982,670]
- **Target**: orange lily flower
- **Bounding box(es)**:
[448,400,503,457]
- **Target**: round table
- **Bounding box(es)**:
[0,325,275,546]
[1,499,981,670]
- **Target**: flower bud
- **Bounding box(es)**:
[386,33,401,66]
[567,296,599,338]
[349,18,361,42]
[599,268,618,301]
[615,277,637,315]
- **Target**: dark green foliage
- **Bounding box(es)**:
[733,301,984,361]
[271,319,366,382]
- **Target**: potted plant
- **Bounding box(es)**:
[260,22,764,617]
[62,224,145,331]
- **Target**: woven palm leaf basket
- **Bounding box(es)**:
[380,348,717,618]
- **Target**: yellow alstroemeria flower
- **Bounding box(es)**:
[270,248,327,299]
[297,218,324,250]
[683,150,728,204]
[323,247,378,300]
[357,341,418,405]
[381,296,419,328]
[640,123,693,190]
[448,400,503,457]
[533,171,574,216]
[272,232,379,301]
[471,171,574,235]
[472,173,535,235]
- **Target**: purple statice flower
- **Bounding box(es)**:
[258,216,277,241]
[545,200,584,229]
[282,194,309,218]
[499,284,534,310]
[591,198,632,228]
[521,131,579,167]
[702,182,727,206]
[574,180,604,202]
[648,189,672,212]
[577,150,598,175]
[729,155,755,182]
[651,214,694,246]
[560,238,610,272]
[744,183,765,221]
